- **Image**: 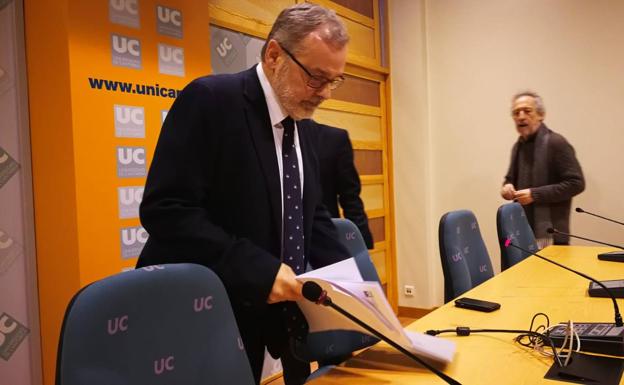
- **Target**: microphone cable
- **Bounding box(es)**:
[425,313,579,367]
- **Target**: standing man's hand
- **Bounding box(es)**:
[514,189,534,205]
[267,264,303,304]
[501,183,516,200]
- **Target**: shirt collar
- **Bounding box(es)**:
[256,63,289,128]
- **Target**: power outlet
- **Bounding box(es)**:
[404,285,414,296]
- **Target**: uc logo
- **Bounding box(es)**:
[157,6,181,26]
[112,35,140,56]
[107,315,129,335]
[479,264,488,273]
[110,0,138,14]
[345,231,356,241]
[115,106,144,125]
[451,252,462,262]
[142,265,164,272]
[193,296,213,312]
[0,314,17,347]
[0,231,14,249]
[118,147,145,165]
[154,356,175,375]
[119,187,143,205]
[121,227,148,246]
[159,45,183,64]
[216,37,233,58]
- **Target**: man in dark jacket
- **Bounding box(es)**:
[501,91,585,246]
[136,4,351,384]
[311,123,374,249]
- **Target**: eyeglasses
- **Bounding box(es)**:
[280,45,345,91]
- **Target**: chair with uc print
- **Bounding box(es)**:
[56,263,255,385]
[298,218,381,381]
[438,209,494,303]
[497,202,539,271]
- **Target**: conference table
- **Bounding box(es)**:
[309,246,624,384]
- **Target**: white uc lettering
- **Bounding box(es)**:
[157,6,181,26]
[154,356,175,375]
[345,232,356,241]
[479,265,488,273]
[0,315,17,347]
[107,315,129,335]
[451,252,462,262]
[113,35,140,57]
[115,106,144,125]
[216,37,232,58]
[122,227,148,245]
[142,265,165,272]
[118,148,145,165]
[110,0,138,14]
[160,46,183,64]
[193,296,213,312]
[120,187,143,205]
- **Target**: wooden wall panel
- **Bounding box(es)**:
[209,0,294,27]
[313,108,381,142]
[369,216,385,243]
[361,184,384,211]
[332,0,374,18]
[354,149,383,175]
[332,74,380,106]
[371,249,386,284]
[342,17,376,60]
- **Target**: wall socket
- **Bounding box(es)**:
[404,285,414,296]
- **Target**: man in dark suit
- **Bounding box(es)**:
[136,4,351,385]
[311,123,374,249]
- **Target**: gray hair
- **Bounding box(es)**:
[261,3,349,60]
[512,90,545,116]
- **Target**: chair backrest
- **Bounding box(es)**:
[332,218,381,282]
[294,218,380,364]
[497,202,539,271]
[438,210,494,303]
[56,263,254,385]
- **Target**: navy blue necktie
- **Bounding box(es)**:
[281,117,305,275]
[280,118,308,347]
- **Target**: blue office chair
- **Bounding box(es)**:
[297,218,380,380]
[497,202,539,271]
[56,263,255,385]
[439,210,494,303]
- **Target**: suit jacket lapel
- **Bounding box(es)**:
[243,67,282,238]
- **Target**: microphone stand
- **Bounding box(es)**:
[577,207,624,226]
[548,227,624,263]
[304,283,462,385]
[506,239,623,327]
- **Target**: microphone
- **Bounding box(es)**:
[504,238,623,327]
[576,207,624,226]
[546,228,624,249]
[547,227,624,262]
[302,281,462,385]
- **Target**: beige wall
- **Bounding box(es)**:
[390,0,624,308]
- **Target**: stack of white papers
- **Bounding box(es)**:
[296,258,456,363]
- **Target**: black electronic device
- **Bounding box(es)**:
[588,279,624,298]
[454,297,500,312]
[547,228,624,264]
[547,322,624,356]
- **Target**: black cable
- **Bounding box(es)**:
[425,313,563,366]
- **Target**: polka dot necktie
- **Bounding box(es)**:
[281,117,305,275]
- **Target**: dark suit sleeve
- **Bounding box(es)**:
[139,79,280,309]
[531,136,585,203]
[334,131,374,249]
